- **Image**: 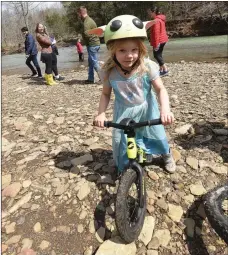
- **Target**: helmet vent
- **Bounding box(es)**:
[132,18,143,29]
[110,20,122,32]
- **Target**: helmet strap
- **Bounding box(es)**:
[113,55,139,75]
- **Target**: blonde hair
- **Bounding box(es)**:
[102,38,149,74]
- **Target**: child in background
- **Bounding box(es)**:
[50,35,64,81]
[91,15,176,174]
[76,38,84,62]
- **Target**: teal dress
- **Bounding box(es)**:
[99,59,170,172]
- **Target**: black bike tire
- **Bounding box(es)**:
[115,168,146,243]
[204,183,228,244]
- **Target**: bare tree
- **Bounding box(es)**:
[3,2,42,29]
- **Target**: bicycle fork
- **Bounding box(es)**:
[127,137,145,208]
[129,160,145,208]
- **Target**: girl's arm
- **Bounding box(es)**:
[152,77,174,125]
[94,85,112,127]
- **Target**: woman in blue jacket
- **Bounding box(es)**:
[21,27,42,78]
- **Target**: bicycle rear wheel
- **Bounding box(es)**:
[115,167,146,243]
[204,183,228,244]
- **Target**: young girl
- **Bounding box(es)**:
[76,38,84,62]
[91,15,176,173]
[50,35,64,81]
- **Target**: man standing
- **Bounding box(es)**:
[21,27,42,78]
[77,6,100,84]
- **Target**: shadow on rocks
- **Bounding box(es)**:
[174,120,228,163]
[185,194,228,255]
[62,79,101,86]
[185,196,210,255]
[21,76,46,86]
[53,148,121,245]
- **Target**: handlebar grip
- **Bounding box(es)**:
[148,118,162,126]
[104,121,111,128]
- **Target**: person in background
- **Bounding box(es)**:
[21,27,42,78]
[35,23,57,86]
[50,35,64,81]
[76,38,84,62]
[77,6,100,84]
[147,6,169,77]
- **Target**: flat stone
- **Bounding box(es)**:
[213,128,228,135]
[153,229,171,247]
[2,182,22,198]
[147,251,158,255]
[21,238,33,250]
[5,222,16,234]
[3,192,32,218]
[55,184,66,196]
[18,248,36,255]
[186,157,198,170]
[56,225,70,233]
[172,149,181,162]
[1,244,8,253]
[23,180,32,188]
[184,218,195,238]
[175,124,192,135]
[183,194,195,204]
[97,174,114,185]
[35,167,50,176]
[54,117,65,125]
[95,227,106,243]
[39,240,50,250]
[71,153,93,166]
[148,171,159,181]
[138,216,156,246]
[168,204,183,222]
[77,224,84,233]
[34,222,41,232]
[5,234,21,245]
[148,236,160,249]
[2,174,12,189]
[83,137,99,146]
[77,182,91,200]
[95,236,137,255]
[190,183,206,196]
[57,135,73,143]
[156,199,168,211]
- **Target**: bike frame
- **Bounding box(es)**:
[105,117,162,209]
[127,135,145,208]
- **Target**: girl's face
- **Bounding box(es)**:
[38,24,44,33]
[115,39,139,70]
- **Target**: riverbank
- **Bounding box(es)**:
[2,14,228,56]
[2,35,228,76]
[2,62,228,255]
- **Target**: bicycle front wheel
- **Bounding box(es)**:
[115,168,146,243]
[204,183,228,244]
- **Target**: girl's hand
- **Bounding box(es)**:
[161,111,175,125]
[93,113,107,128]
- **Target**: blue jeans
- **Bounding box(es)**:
[26,54,42,76]
[87,46,100,81]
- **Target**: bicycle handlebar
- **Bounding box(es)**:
[104,118,162,129]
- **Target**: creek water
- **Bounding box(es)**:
[2,35,227,75]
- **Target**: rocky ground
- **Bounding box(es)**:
[2,61,228,255]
